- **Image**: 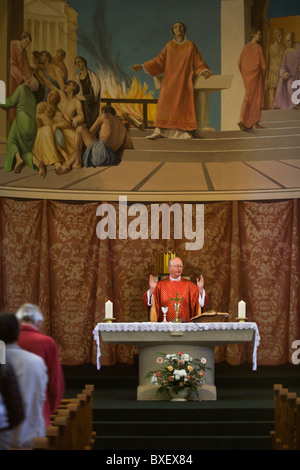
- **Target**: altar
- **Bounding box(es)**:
[93,322,260,401]
[154,74,233,132]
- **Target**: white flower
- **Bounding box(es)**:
[165,354,177,360]
[181,354,190,362]
[201,357,207,364]
[151,375,158,384]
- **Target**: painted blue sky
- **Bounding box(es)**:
[267,0,300,17]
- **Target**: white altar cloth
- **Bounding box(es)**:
[93,321,260,371]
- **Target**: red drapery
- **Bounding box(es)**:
[0,197,299,367]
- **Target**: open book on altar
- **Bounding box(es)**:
[191,311,229,323]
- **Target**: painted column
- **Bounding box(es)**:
[221,0,249,130]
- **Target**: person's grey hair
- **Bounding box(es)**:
[16,303,44,325]
[168,258,182,267]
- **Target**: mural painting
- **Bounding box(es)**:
[0,0,299,201]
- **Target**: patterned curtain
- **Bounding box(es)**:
[0,197,299,367]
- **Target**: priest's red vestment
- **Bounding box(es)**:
[142,276,208,322]
[144,40,210,131]
[238,42,266,129]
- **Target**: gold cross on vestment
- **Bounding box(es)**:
[171,293,184,304]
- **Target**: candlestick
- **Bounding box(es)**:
[105,300,113,319]
[238,300,246,321]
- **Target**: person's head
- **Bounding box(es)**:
[65,80,80,96]
[273,28,283,43]
[171,22,187,37]
[251,27,262,42]
[75,56,87,70]
[20,31,32,49]
[168,257,183,279]
[101,105,116,116]
[31,50,41,67]
[286,32,295,48]
[16,304,43,328]
[40,51,52,64]
[55,49,66,62]
[45,103,56,118]
[0,312,20,344]
[47,89,61,106]
[24,75,39,92]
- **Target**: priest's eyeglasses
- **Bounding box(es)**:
[170,265,183,269]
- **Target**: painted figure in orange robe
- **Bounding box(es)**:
[238,28,266,131]
[131,22,212,139]
[142,257,208,322]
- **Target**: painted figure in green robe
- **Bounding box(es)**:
[0,75,46,176]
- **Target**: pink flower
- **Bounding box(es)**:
[201,357,207,364]
[156,357,163,364]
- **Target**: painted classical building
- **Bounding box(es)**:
[24,0,78,79]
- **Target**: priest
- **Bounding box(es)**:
[142,257,208,322]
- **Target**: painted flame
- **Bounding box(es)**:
[101,75,157,128]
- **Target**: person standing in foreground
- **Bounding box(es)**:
[142,257,208,322]
[16,304,65,427]
[238,27,266,131]
[0,312,47,449]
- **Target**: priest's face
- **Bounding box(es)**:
[169,258,183,279]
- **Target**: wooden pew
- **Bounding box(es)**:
[270,384,299,450]
[270,384,283,449]
[286,392,297,450]
[295,397,300,450]
[33,384,96,450]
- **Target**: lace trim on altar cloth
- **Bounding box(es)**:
[92,322,261,371]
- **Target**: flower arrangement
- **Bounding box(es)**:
[145,352,211,399]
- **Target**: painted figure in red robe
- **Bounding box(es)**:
[238,28,266,131]
[10,32,32,121]
[131,22,212,139]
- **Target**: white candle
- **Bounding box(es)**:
[105,300,113,319]
[238,300,246,319]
